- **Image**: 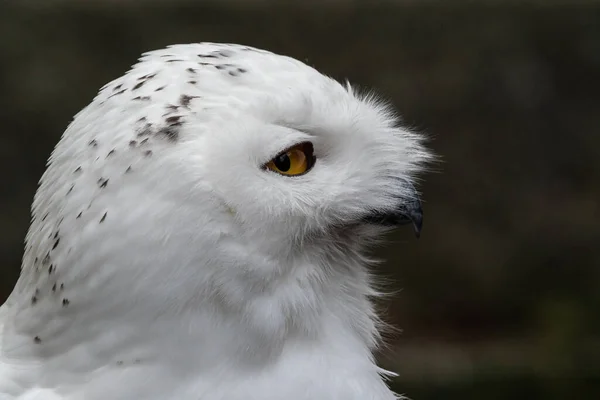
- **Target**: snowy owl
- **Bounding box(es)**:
[0,43,430,399]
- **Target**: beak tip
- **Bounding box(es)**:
[413,217,423,239]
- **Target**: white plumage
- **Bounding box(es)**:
[0,43,430,399]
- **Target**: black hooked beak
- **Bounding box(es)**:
[363,180,424,238]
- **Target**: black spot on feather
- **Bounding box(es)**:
[108,89,126,99]
[179,94,199,108]
[137,123,153,137]
[157,127,179,141]
[132,81,145,91]
[165,115,182,125]
[137,73,156,81]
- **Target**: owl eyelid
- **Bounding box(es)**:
[262,141,316,177]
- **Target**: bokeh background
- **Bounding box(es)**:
[1,0,599,398]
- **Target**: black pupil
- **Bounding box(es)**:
[274,153,291,171]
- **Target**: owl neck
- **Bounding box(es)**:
[1,236,389,398]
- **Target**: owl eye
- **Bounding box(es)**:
[265,142,315,176]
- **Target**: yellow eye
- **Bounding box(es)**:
[265,142,315,176]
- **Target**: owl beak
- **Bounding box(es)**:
[392,195,423,238]
[363,180,423,238]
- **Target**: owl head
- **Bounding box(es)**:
[2,43,432,399]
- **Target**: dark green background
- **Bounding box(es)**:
[1,1,599,399]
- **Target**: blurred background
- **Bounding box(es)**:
[1,0,599,398]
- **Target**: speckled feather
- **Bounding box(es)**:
[0,43,431,400]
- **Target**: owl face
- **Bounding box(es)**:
[123,45,431,260]
[194,94,425,247]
